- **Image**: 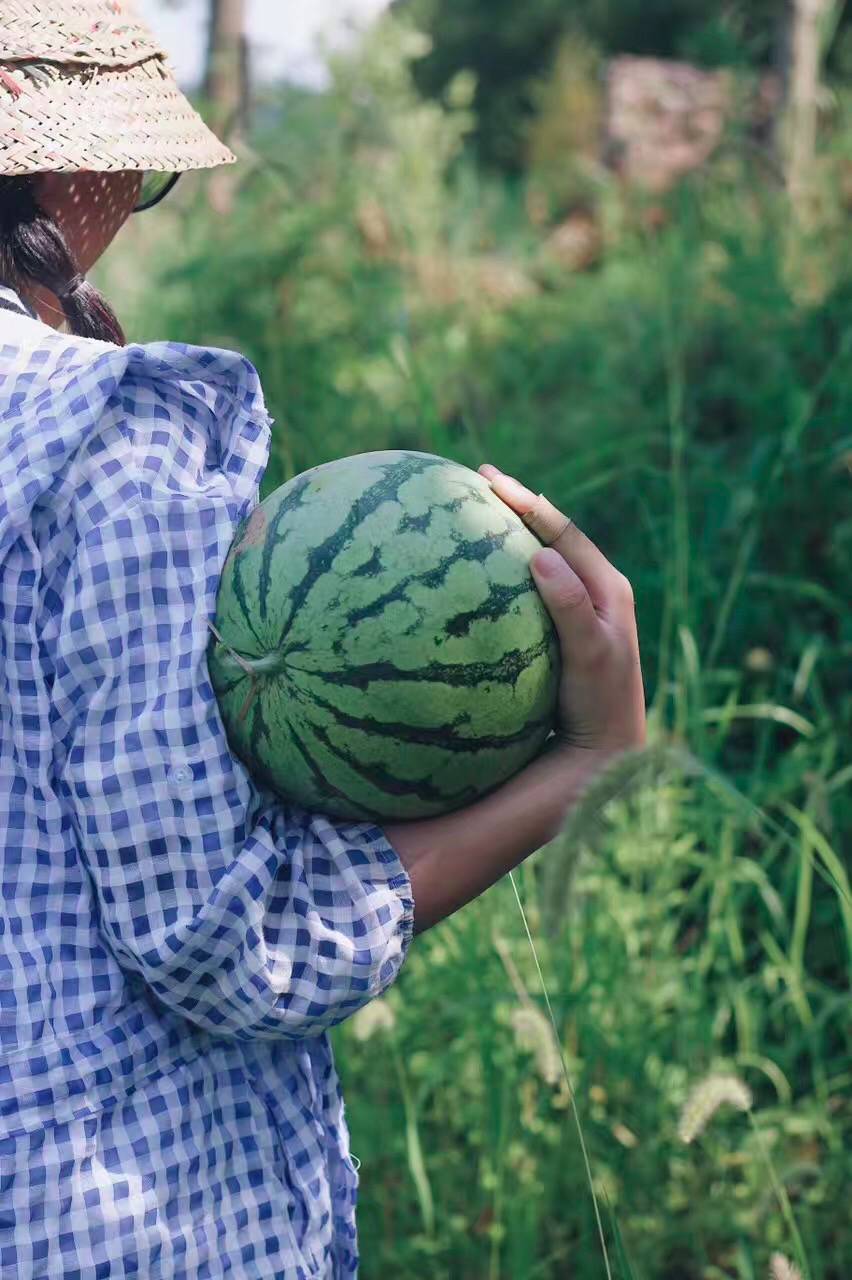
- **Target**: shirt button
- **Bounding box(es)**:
[168,763,194,789]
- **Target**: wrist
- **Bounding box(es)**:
[387,738,618,933]
[521,738,621,847]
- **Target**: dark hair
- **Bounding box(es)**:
[0,175,125,345]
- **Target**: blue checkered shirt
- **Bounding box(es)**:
[0,285,414,1279]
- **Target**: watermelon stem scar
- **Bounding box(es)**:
[207,620,268,723]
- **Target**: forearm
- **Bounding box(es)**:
[384,743,614,934]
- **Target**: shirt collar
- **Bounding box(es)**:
[0,283,38,319]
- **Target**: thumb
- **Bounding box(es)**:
[530,548,602,663]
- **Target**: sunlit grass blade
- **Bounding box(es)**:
[508,869,614,1280]
[391,1042,436,1238]
[746,1109,811,1280]
[701,702,816,738]
[604,1189,640,1280]
[781,803,852,954]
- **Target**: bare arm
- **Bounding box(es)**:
[389,461,646,936]
[385,743,614,934]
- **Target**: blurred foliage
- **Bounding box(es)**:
[393,0,852,169]
[99,12,852,1278]
[526,36,605,220]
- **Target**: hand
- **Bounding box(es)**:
[479,464,646,756]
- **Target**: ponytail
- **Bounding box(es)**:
[0,175,126,346]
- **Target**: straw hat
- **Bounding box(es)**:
[0,0,236,176]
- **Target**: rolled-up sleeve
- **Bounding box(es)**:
[46,345,415,1042]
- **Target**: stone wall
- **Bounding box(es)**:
[604,55,780,192]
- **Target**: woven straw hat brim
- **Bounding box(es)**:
[0,58,236,175]
[0,0,235,175]
[0,0,162,66]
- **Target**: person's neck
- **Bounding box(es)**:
[0,279,64,328]
[21,282,66,330]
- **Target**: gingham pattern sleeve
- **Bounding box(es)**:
[36,339,415,1042]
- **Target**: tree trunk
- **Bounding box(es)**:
[783,0,832,219]
[204,0,248,129]
[204,0,249,212]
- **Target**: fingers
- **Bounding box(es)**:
[479,464,631,619]
[529,548,603,666]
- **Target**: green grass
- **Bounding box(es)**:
[98,22,851,1276]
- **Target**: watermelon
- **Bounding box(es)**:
[208,450,560,822]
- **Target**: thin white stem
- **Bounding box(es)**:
[508,870,613,1280]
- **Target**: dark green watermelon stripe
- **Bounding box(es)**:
[258,473,312,623]
[210,668,248,699]
[275,453,448,647]
[344,527,514,630]
[350,546,383,578]
[284,718,378,820]
[296,635,553,692]
[231,555,265,648]
[344,577,416,629]
[247,682,275,755]
[307,718,482,807]
[393,489,489,541]
[301,687,553,752]
[397,510,433,535]
[444,579,539,638]
[345,492,488,598]
[218,686,284,799]
[418,528,512,591]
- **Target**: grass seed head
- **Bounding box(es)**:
[510,1005,563,1087]
[677,1073,753,1144]
[769,1254,803,1280]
